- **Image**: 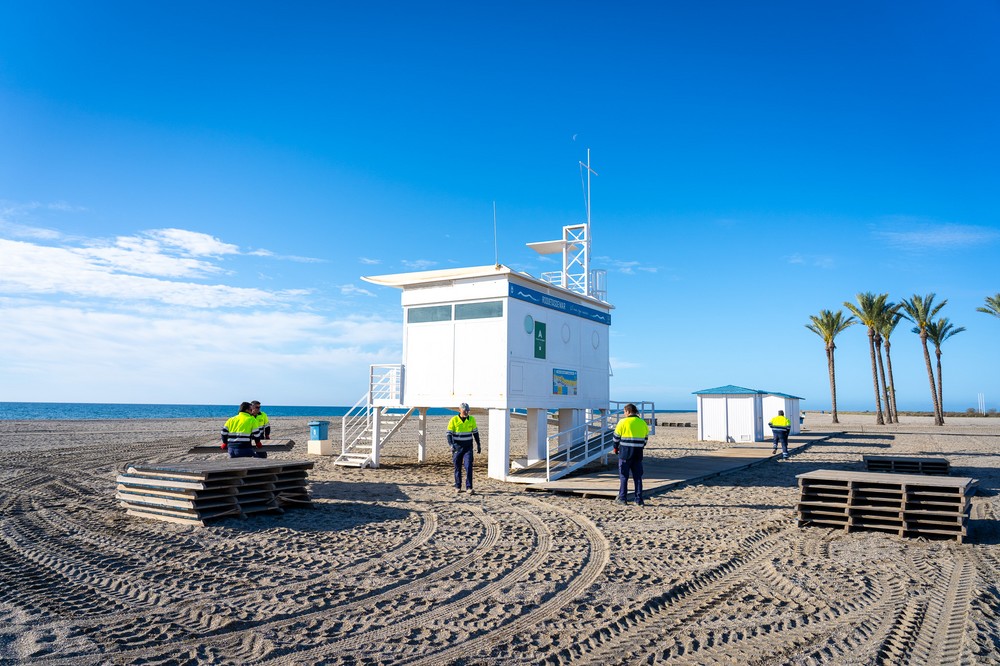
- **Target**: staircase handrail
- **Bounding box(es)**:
[342,391,373,454]
[608,400,656,435]
[544,409,613,482]
[370,364,403,405]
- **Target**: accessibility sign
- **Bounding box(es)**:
[534,321,546,359]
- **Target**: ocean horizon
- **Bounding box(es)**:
[0,402,693,421]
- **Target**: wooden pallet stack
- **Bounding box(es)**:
[796,470,977,543]
[863,455,949,475]
[116,459,314,526]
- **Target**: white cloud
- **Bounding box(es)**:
[611,357,642,370]
[401,259,437,270]
[340,283,377,297]
[359,257,381,265]
[0,239,286,307]
[0,303,402,404]
[0,220,63,241]
[787,253,834,269]
[145,228,240,256]
[873,219,1000,251]
[596,256,658,275]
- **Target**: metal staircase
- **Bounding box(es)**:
[507,410,617,483]
[335,365,412,468]
[506,402,655,483]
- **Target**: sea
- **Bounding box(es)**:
[0,402,692,421]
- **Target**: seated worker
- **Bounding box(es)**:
[250,400,270,440]
[221,402,267,458]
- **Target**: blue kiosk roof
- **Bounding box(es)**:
[692,385,804,400]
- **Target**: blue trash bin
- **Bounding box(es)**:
[308,420,330,440]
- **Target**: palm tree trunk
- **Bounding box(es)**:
[936,348,946,425]
[866,329,885,424]
[884,339,899,423]
[920,331,942,425]
[827,344,840,424]
[875,337,892,424]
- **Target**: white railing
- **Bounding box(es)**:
[339,364,407,466]
[543,409,614,482]
[341,391,373,455]
[370,364,403,405]
[608,400,656,435]
[590,269,607,302]
[539,271,564,288]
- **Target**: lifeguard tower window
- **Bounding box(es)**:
[407,305,452,323]
[455,301,503,320]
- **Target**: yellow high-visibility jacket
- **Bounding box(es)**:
[613,415,649,448]
[447,415,480,448]
[222,411,261,447]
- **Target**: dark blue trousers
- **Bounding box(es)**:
[772,429,789,455]
[453,444,474,489]
[617,445,644,503]
[229,445,267,459]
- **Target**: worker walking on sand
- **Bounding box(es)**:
[769,410,792,460]
[222,402,267,458]
[447,403,481,495]
[614,403,649,506]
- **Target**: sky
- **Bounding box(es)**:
[1,1,998,411]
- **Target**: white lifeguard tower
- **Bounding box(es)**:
[335,153,653,482]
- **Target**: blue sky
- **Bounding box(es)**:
[1,1,998,411]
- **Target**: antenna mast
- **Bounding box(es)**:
[525,150,607,302]
[579,148,598,271]
[493,200,499,267]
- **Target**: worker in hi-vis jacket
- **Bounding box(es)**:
[447,402,481,495]
[613,403,649,506]
[769,410,792,460]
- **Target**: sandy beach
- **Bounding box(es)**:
[1,412,999,664]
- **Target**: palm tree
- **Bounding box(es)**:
[879,311,904,423]
[845,292,890,424]
[925,318,966,422]
[872,301,899,424]
[899,294,947,426]
[977,293,1000,319]
[805,310,857,424]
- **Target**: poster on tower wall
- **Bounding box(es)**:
[552,368,578,395]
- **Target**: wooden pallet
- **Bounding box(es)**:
[187,438,296,453]
[796,470,976,543]
[117,459,314,526]
[863,455,950,476]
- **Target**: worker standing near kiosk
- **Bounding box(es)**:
[614,403,649,506]
[447,403,481,495]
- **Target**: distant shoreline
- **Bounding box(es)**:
[0,401,696,421]
[818,409,998,418]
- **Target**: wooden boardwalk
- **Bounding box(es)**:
[524,433,835,499]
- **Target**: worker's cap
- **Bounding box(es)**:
[459,402,470,411]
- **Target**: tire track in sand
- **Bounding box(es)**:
[399,495,610,665]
